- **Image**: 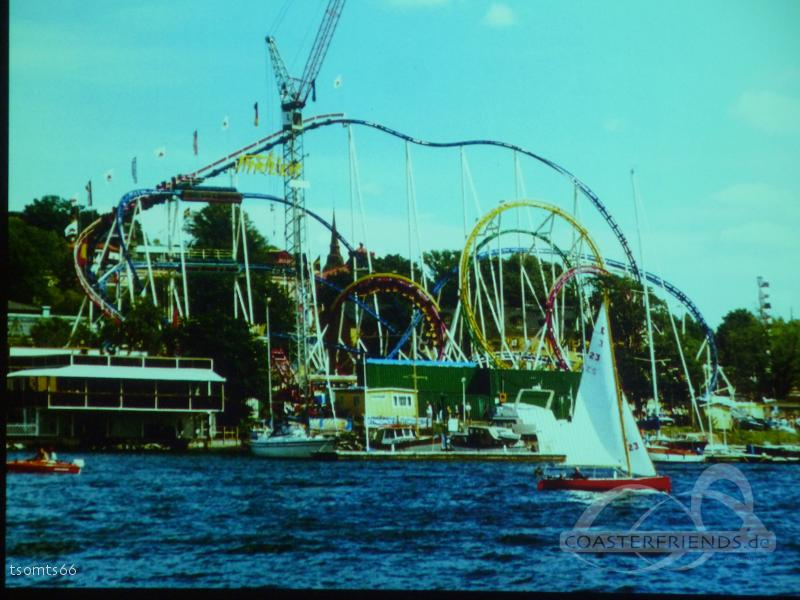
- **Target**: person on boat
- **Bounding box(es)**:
[571,467,587,479]
[32,448,50,462]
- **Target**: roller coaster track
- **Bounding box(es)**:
[76,189,355,321]
[76,115,716,394]
[176,116,641,283]
[424,249,719,396]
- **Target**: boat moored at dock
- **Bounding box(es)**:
[250,422,334,458]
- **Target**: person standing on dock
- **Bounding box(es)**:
[426,403,433,428]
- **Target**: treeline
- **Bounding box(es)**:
[8,196,800,420]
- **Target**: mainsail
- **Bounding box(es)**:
[560,302,656,477]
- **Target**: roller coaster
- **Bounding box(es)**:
[72,114,720,413]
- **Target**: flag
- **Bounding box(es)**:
[64,220,78,238]
[193,130,198,156]
[222,116,229,130]
[104,169,114,183]
[253,102,259,127]
[131,157,138,183]
[85,180,93,206]
[154,147,167,159]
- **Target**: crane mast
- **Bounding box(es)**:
[266,0,345,394]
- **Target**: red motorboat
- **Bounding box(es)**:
[7,459,83,475]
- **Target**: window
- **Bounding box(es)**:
[392,394,412,408]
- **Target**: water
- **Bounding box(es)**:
[6,452,800,593]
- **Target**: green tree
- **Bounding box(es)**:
[184,204,273,263]
[29,318,71,347]
[372,253,412,276]
[768,318,800,399]
[716,309,770,399]
[8,216,75,309]
[176,313,268,424]
[21,195,74,232]
[98,300,166,355]
[423,249,460,312]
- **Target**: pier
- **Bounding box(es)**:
[314,449,566,462]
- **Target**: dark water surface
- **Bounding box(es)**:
[5,452,800,593]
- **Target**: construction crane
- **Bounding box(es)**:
[266,0,345,395]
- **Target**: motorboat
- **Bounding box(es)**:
[7,458,84,475]
[371,425,436,450]
[450,424,523,449]
[250,421,334,458]
[745,443,800,460]
[703,443,766,462]
[647,443,706,463]
[490,389,556,445]
[646,435,706,463]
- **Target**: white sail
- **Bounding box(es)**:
[621,393,657,476]
[557,304,627,469]
[574,304,630,468]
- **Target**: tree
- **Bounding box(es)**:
[30,318,72,347]
[176,314,268,424]
[371,253,412,276]
[423,249,460,313]
[184,204,273,263]
[21,195,74,233]
[716,309,770,399]
[98,300,166,355]
[8,216,72,308]
[768,318,800,400]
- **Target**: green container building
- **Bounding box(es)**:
[360,359,580,420]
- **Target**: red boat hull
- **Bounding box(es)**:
[7,460,81,475]
[537,475,671,493]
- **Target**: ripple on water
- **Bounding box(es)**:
[5,454,800,592]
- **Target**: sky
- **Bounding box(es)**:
[8,0,800,328]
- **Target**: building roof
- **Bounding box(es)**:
[366,358,476,368]
[8,364,225,382]
[8,301,42,313]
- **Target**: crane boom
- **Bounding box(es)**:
[267,0,345,111]
[300,0,345,105]
[265,0,346,395]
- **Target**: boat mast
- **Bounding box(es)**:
[266,298,273,429]
[604,298,632,476]
[631,170,660,420]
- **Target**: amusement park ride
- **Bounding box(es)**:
[69,0,723,428]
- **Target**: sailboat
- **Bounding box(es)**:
[250,419,335,458]
[536,302,671,492]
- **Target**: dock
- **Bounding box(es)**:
[314,448,566,462]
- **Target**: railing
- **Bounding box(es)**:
[215,427,240,442]
[7,423,38,436]
[132,247,234,261]
[45,390,224,412]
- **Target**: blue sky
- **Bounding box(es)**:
[9,0,800,327]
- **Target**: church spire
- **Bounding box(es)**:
[324,210,344,272]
